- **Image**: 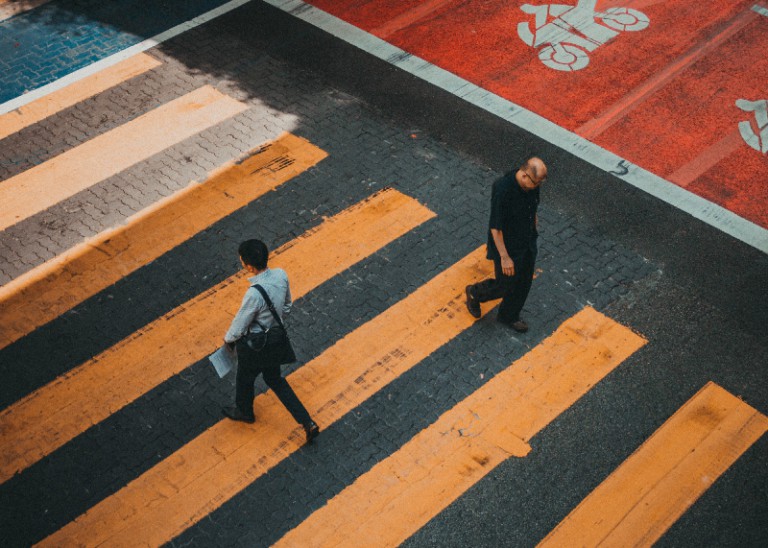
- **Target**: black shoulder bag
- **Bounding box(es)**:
[244,284,297,365]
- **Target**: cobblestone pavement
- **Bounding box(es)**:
[0,1,766,547]
[0,0,235,103]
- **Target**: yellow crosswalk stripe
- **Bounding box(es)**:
[538,381,768,547]
[37,247,494,547]
[0,188,435,485]
[0,53,161,140]
[0,85,246,231]
[274,307,647,548]
[0,132,327,350]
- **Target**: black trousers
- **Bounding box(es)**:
[235,341,311,425]
[470,249,536,323]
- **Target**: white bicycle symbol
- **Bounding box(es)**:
[736,99,768,154]
[518,0,650,71]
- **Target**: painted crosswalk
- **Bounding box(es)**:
[0,188,434,483]
[37,248,493,546]
[0,17,765,547]
[0,53,161,141]
[539,382,768,547]
[0,85,247,231]
[0,132,328,349]
[274,307,647,547]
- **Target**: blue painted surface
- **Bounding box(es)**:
[0,0,237,104]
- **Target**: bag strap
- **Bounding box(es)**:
[252,284,285,329]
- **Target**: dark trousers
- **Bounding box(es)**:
[471,250,536,323]
[235,341,311,425]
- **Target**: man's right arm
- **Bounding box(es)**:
[489,180,515,276]
[491,229,515,276]
[224,289,261,344]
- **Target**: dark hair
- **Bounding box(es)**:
[238,239,269,270]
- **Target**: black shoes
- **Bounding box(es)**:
[222,407,318,444]
[499,318,529,333]
[465,285,481,319]
[304,420,320,444]
[222,406,255,424]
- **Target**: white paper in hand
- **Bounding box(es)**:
[209,345,237,378]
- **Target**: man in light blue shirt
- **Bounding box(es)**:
[222,239,319,445]
[224,266,292,344]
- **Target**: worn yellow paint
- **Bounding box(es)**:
[0,54,161,140]
[37,247,493,547]
[0,85,246,231]
[0,133,327,350]
[275,307,647,548]
[539,381,768,548]
[0,189,435,485]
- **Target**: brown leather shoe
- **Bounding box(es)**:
[499,319,529,333]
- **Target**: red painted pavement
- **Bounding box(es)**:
[306,0,768,228]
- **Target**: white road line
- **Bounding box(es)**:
[0,0,255,116]
[263,0,767,255]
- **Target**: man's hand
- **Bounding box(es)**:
[491,229,515,277]
[500,255,515,277]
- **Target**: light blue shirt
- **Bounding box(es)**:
[224,268,292,343]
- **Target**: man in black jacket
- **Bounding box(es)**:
[465,157,548,332]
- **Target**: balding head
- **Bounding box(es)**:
[516,157,547,191]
